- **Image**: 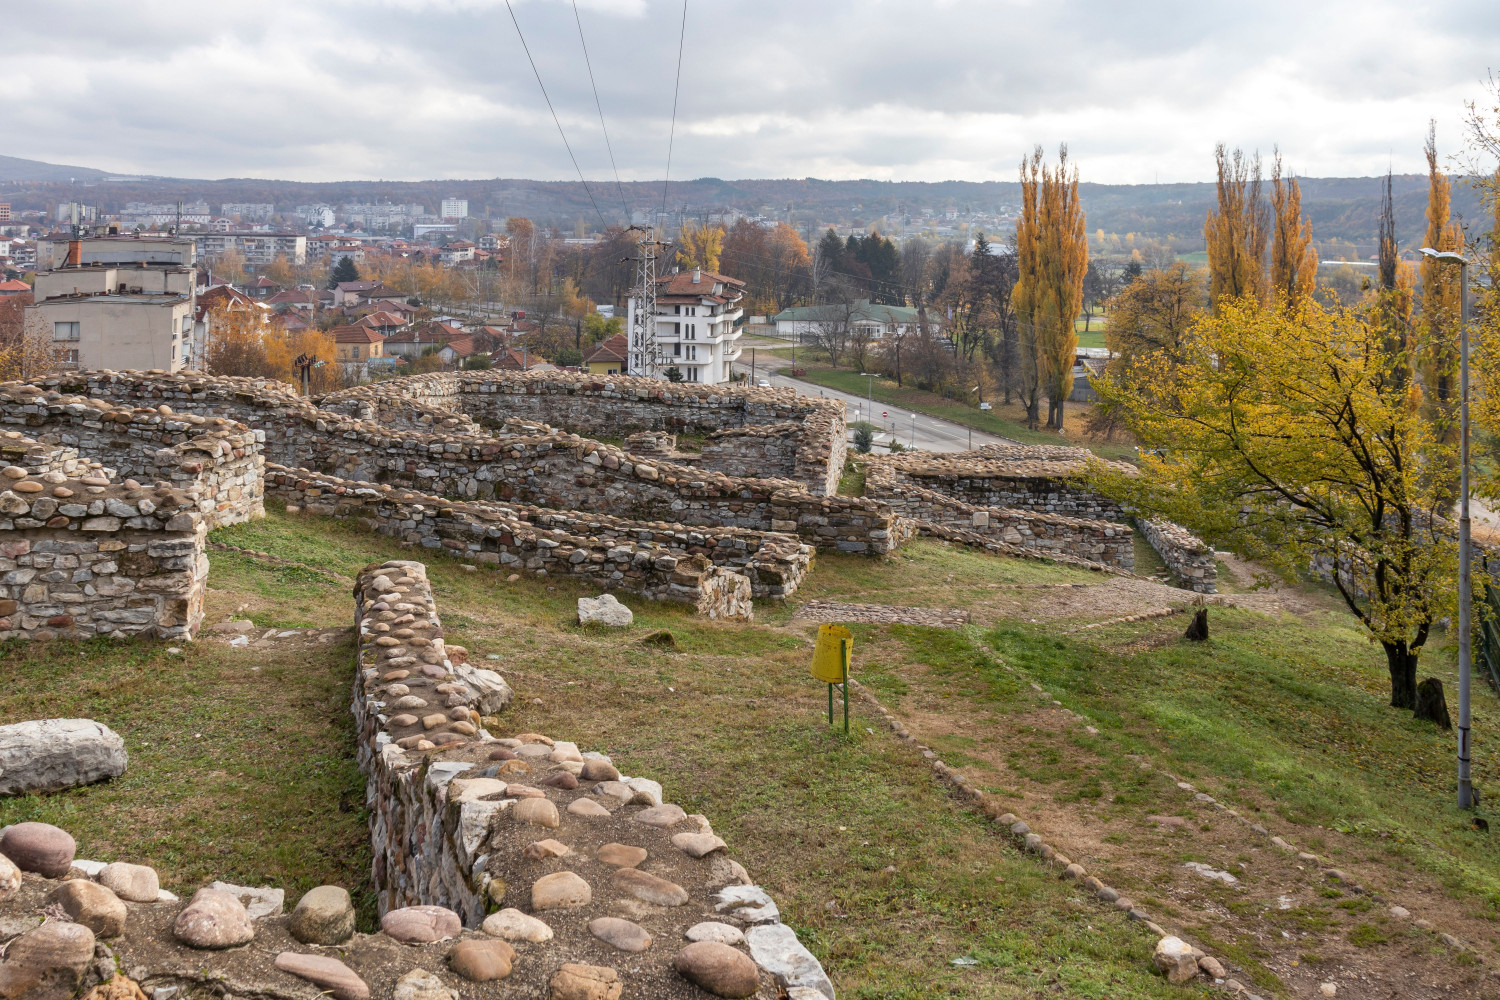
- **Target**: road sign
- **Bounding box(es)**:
[811,624,852,732]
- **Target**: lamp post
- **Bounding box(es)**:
[860,372,875,423]
[1420,246,1475,810]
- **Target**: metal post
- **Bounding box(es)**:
[827,680,833,726]
[751,347,756,385]
[841,638,850,734]
[1459,259,1474,810]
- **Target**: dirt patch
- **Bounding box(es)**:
[791,601,970,628]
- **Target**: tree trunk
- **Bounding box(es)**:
[1414,677,1452,729]
[1384,641,1419,709]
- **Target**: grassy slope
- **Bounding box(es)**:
[797,543,1500,920]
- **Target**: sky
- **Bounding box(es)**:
[3,0,1496,184]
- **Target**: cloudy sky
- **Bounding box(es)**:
[4,0,1496,184]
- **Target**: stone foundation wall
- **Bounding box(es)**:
[325,371,847,495]
[1135,519,1217,593]
[0,381,264,528]
[268,466,768,613]
[866,467,1134,570]
[872,450,1133,521]
[0,473,209,639]
[55,372,875,551]
[352,562,835,997]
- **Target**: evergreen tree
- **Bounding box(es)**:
[329,257,360,288]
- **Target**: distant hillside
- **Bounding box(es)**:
[0,157,1484,253]
[0,154,121,183]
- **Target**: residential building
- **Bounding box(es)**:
[356,310,407,336]
[307,234,366,265]
[331,280,382,307]
[332,325,385,363]
[772,299,928,341]
[194,232,307,266]
[0,205,9,223]
[383,321,462,360]
[27,236,198,371]
[220,203,275,221]
[246,276,282,300]
[440,198,469,220]
[583,334,628,376]
[439,240,475,265]
[626,268,746,384]
[0,280,32,298]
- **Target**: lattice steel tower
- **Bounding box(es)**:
[627,226,672,378]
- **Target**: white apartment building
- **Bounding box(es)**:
[626,268,746,384]
[27,236,199,372]
[193,232,307,266]
[220,203,276,221]
[440,198,469,220]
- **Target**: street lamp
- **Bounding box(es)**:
[1420,246,1475,810]
[860,372,876,425]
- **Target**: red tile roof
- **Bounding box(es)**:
[583,334,628,365]
[331,325,385,345]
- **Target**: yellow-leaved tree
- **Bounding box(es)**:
[677,222,724,273]
[1270,152,1318,310]
[1013,144,1088,430]
[1204,145,1269,311]
[1091,297,1456,712]
[1419,122,1465,467]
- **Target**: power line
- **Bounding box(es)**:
[504,0,609,229]
[572,1,630,221]
[660,0,688,222]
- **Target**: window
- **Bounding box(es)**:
[686,367,699,382]
[63,349,79,364]
[672,343,681,357]
[352,345,361,359]
[53,322,80,342]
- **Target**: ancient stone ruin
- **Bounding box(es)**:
[0,368,1226,1000]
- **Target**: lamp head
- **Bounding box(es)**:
[1419,247,1468,265]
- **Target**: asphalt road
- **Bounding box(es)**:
[732,342,1019,453]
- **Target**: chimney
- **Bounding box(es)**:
[66,240,82,267]
[693,268,701,284]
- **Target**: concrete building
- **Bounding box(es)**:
[194,232,307,266]
[584,334,628,376]
[27,236,199,371]
[626,268,746,384]
[440,198,469,220]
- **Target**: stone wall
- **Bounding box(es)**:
[51,372,879,552]
[0,381,264,528]
[1135,519,1217,593]
[353,561,835,998]
[324,370,848,496]
[865,463,1134,570]
[0,471,209,639]
[268,465,772,613]
[871,450,1136,520]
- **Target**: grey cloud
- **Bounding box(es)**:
[0,0,1494,183]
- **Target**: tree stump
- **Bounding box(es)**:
[1183,608,1209,641]
[1414,677,1452,729]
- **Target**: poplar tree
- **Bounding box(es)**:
[1418,123,1465,473]
[1204,145,1269,311]
[1014,145,1088,430]
[1270,152,1318,310]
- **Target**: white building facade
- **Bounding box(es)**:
[626,268,746,385]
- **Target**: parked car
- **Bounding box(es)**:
[757,379,772,388]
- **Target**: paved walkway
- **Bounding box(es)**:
[733,338,1022,454]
